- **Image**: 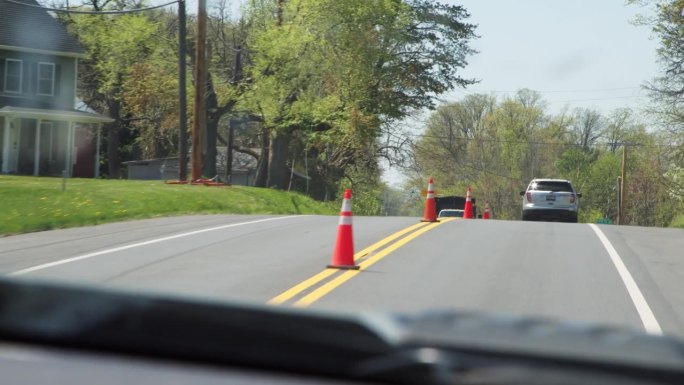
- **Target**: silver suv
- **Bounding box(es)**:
[520,179,581,223]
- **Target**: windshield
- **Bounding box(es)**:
[1,0,684,382]
[528,181,574,192]
[439,210,464,217]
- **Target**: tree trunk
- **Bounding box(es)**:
[106,97,121,178]
[254,125,270,187]
[204,113,218,178]
[267,131,289,189]
[106,123,120,178]
[225,120,234,183]
[203,68,219,178]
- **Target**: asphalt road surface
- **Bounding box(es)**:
[1,214,683,338]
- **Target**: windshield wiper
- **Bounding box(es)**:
[0,278,683,384]
[352,348,664,385]
[0,277,396,380]
[389,311,684,384]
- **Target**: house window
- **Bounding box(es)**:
[37,62,55,96]
[4,59,22,93]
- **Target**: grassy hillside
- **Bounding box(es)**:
[0,176,336,235]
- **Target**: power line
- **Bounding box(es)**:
[454,88,647,103]
[547,95,647,104]
[1,0,179,14]
[463,86,642,94]
[396,131,681,149]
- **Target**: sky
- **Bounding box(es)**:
[382,0,662,187]
[443,0,659,114]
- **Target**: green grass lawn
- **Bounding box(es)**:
[0,176,336,235]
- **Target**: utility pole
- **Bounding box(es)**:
[225,120,234,184]
[619,144,627,225]
[617,176,622,225]
[177,0,188,181]
[192,0,207,181]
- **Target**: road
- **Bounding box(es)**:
[1,214,683,337]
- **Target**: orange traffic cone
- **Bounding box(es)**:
[483,201,491,219]
[421,177,438,222]
[463,186,474,219]
[328,189,359,270]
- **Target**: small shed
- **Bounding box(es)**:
[122,157,178,180]
[122,149,258,186]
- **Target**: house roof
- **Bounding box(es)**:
[122,151,260,173]
[0,0,85,57]
[1,95,67,110]
[121,157,178,166]
[0,106,113,124]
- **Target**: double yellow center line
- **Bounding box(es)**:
[267,218,455,307]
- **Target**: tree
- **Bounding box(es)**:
[411,93,497,184]
[123,58,180,159]
[569,107,605,150]
[489,91,547,182]
[122,9,183,160]
[202,0,253,178]
[605,108,635,152]
[629,0,684,200]
[243,0,477,194]
[630,0,684,132]
[584,152,621,221]
[62,2,167,177]
[556,147,597,194]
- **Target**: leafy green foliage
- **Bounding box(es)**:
[320,0,473,120]
[582,152,621,218]
[72,14,158,94]
[628,0,684,201]
[630,1,684,130]
[580,208,605,224]
[63,7,177,176]
[123,60,181,159]
[61,0,477,205]
[670,214,684,228]
[242,0,477,194]
[336,168,384,216]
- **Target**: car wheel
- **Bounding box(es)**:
[522,212,531,221]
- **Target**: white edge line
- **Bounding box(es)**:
[588,224,663,335]
[8,216,302,276]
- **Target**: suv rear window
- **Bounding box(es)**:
[528,181,573,192]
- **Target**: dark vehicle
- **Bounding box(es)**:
[435,196,477,218]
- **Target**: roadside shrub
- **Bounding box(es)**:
[669,214,684,228]
[579,208,604,224]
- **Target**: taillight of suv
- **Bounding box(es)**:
[570,193,576,204]
[526,191,532,202]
